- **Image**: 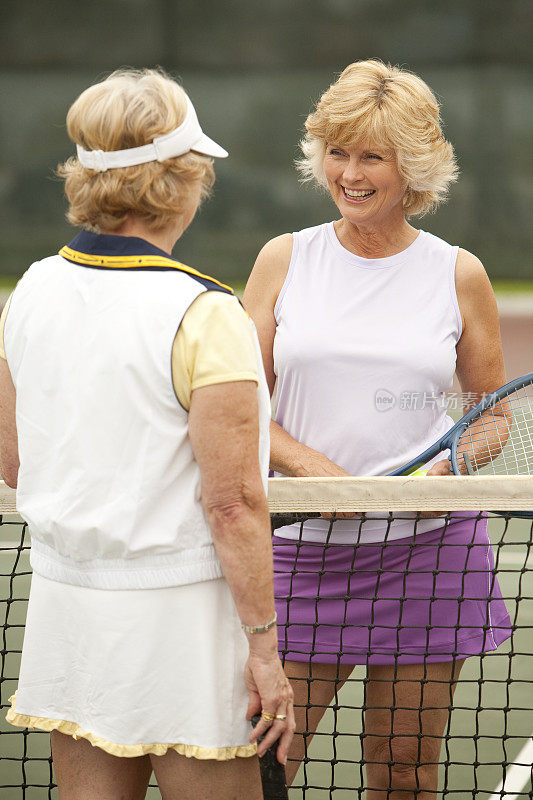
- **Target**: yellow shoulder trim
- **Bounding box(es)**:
[6,696,256,761]
[58,246,233,292]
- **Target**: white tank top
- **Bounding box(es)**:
[272,222,462,543]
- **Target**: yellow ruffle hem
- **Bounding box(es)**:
[6,695,257,760]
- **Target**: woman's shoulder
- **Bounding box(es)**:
[419,235,492,317]
[252,223,330,276]
[451,246,499,337]
[293,221,333,245]
[256,232,294,266]
[454,247,493,301]
[455,247,486,278]
[417,228,456,254]
[255,221,332,261]
[244,222,332,312]
[244,233,294,310]
[417,230,487,279]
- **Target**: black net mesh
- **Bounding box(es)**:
[270,508,533,799]
[1,497,532,799]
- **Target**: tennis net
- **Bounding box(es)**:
[1,477,533,799]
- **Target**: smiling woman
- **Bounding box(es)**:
[322,142,408,233]
[298,59,458,217]
[242,58,510,798]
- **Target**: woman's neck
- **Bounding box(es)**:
[334,217,419,259]
[100,218,181,256]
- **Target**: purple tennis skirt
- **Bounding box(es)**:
[273,514,512,665]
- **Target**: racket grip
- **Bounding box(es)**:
[271,512,320,531]
[251,714,289,800]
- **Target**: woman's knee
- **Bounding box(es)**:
[364,735,440,792]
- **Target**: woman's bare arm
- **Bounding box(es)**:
[0,358,19,488]
[189,381,273,626]
[454,248,506,400]
[242,234,292,394]
[427,248,506,477]
[188,379,294,759]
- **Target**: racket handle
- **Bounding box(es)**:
[270,512,320,531]
[251,714,289,800]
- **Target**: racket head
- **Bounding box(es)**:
[449,372,533,478]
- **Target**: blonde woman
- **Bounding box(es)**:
[0,69,293,800]
[244,60,511,798]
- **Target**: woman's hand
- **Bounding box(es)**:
[291,445,363,520]
[269,423,358,518]
[415,459,454,518]
[270,419,350,478]
[426,459,453,476]
[245,635,295,764]
[291,447,352,479]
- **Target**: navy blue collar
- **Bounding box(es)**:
[58,230,233,293]
[67,230,175,260]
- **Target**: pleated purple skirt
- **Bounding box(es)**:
[273,514,512,665]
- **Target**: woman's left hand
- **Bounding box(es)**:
[426,459,453,476]
[415,459,453,518]
[245,643,295,764]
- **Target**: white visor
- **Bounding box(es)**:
[76,95,228,171]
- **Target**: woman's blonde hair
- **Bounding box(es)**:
[58,68,215,232]
[298,60,458,217]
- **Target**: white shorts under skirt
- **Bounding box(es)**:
[7,572,255,760]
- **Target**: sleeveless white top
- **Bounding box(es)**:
[272,222,462,544]
[4,232,271,588]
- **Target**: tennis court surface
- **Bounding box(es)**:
[1,476,533,799]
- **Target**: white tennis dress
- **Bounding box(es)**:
[3,231,271,758]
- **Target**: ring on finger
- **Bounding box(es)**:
[275,714,287,721]
[261,711,275,722]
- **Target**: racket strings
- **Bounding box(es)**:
[459,386,533,475]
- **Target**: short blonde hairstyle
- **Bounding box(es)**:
[58,68,215,232]
[298,60,458,216]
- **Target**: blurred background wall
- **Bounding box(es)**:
[1,0,532,285]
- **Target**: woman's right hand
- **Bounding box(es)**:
[245,635,295,764]
[286,443,358,519]
[290,447,351,479]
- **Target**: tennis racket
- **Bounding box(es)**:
[251,714,289,800]
[388,371,533,516]
[389,372,533,475]
[270,373,533,530]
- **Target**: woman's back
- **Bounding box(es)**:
[5,233,233,587]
